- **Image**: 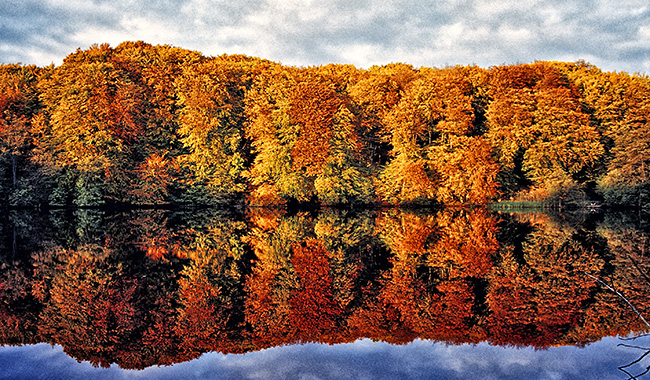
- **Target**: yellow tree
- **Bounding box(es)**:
[523,82,603,203]
[426,135,499,204]
[113,41,202,205]
[35,44,148,205]
[245,68,373,205]
[484,87,536,195]
[175,55,273,204]
[244,65,303,205]
[379,66,498,204]
[347,63,417,166]
[288,79,339,177]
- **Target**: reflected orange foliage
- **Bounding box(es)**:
[290,239,344,340]
[33,246,140,368]
[347,287,418,344]
[487,225,607,347]
[244,261,292,347]
[376,209,497,343]
[175,267,231,349]
[130,211,174,260]
[428,209,498,277]
[1,207,649,368]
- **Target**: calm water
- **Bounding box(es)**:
[1,207,650,379]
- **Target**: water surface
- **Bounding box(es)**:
[1,207,649,379]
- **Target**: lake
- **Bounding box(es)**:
[1,207,649,379]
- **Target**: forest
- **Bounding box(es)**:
[1,41,649,208]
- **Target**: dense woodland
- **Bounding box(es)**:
[1,41,650,207]
[0,208,648,368]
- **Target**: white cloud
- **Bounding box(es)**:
[497,25,533,44]
[332,43,383,68]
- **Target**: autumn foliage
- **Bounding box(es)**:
[1,42,649,207]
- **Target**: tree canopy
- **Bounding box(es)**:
[1,42,649,208]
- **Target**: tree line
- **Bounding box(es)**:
[1,41,649,207]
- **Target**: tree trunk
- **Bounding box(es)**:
[12,224,16,261]
[11,154,16,189]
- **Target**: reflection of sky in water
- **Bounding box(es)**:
[2,337,649,380]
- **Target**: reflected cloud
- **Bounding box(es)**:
[1,338,645,380]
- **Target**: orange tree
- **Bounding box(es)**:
[485,62,604,204]
[596,74,650,207]
[245,67,374,205]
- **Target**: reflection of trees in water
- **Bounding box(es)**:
[591,213,650,379]
[174,216,250,356]
[0,208,649,369]
[487,219,607,347]
[33,245,140,368]
[374,209,497,343]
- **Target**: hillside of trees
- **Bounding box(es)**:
[1,41,649,208]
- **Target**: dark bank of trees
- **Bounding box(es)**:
[1,41,649,208]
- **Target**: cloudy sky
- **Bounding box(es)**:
[1,0,649,73]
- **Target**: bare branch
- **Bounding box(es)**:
[584,272,650,330]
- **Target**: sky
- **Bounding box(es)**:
[1,0,649,74]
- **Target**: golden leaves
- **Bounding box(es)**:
[3,43,650,207]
